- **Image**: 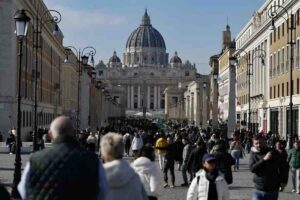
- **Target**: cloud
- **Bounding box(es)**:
[43,0,127,62]
[43,1,126,31]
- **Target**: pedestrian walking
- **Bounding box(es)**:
[123,132,132,156]
[132,143,161,200]
[157,135,177,188]
[100,132,148,200]
[230,136,244,171]
[249,135,289,200]
[18,116,108,200]
[187,138,207,178]
[155,133,168,170]
[186,154,229,200]
[287,140,300,194]
[174,133,184,170]
[87,132,97,152]
[181,137,193,186]
[131,132,144,158]
[212,141,235,184]
[6,130,15,154]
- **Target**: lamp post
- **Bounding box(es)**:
[268,5,297,149]
[20,8,62,152]
[12,9,30,198]
[232,48,266,134]
[65,46,96,132]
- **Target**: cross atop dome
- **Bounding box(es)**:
[141,9,151,26]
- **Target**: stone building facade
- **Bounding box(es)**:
[0,0,65,139]
[95,10,197,118]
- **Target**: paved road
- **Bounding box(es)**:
[0,151,299,199]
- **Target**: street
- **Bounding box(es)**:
[0,151,298,200]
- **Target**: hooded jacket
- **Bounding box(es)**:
[186,169,229,200]
[104,159,146,200]
[131,157,161,197]
[249,146,289,192]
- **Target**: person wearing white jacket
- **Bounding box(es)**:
[131,132,144,158]
[187,154,229,200]
[101,132,148,200]
[132,144,161,200]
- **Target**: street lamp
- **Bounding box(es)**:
[268,5,297,149]
[65,46,96,132]
[12,9,30,198]
[19,8,62,152]
[233,48,266,133]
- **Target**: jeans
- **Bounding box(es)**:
[164,159,175,184]
[158,153,165,170]
[231,150,241,170]
[252,190,278,200]
[181,163,193,184]
[291,168,300,191]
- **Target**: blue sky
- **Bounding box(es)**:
[44,0,263,74]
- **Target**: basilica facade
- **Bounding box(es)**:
[95,10,197,118]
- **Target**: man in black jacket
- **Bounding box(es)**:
[156,135,177,188]
[249,135,289,200]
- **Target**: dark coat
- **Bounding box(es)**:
[187,146,207,173]
[249,147,289,192]
[27,136,99,200]
[213,149,235,184]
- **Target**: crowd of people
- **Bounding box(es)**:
[0,116,300,200]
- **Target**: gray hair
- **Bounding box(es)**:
[50,116,74,136]
[100,132,124,161]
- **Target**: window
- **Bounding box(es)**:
[282,23,284,36]
[274,28,276,42]
[270,55,273,78]
[98,71,103,76]
[273,54,276,76]
[134,72,138,76]
[278,26,280,40]
[278,51,280,75]
[286,46,290,72]
[270,33,272,45]
[22,111,25,127]
[26,111,28,127]
[297,78,299,94]
[161,99,165,109]
[282,83,284,97]
[185,71,190,76]
[282,48,285,73]
[287,82,289,96]
[270,87,272,99]
[274,86,276,98]
[150,103,154,109]
[297,9,300,26]
[134,102,137,109]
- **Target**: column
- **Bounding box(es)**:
[138,86,141,108]
[127,85,130,109]
[154,86,157,109]
[131,86,134,109]
[157,86,161,109]
[147,86,150,109]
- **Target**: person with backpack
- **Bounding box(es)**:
[186,154,229,200]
